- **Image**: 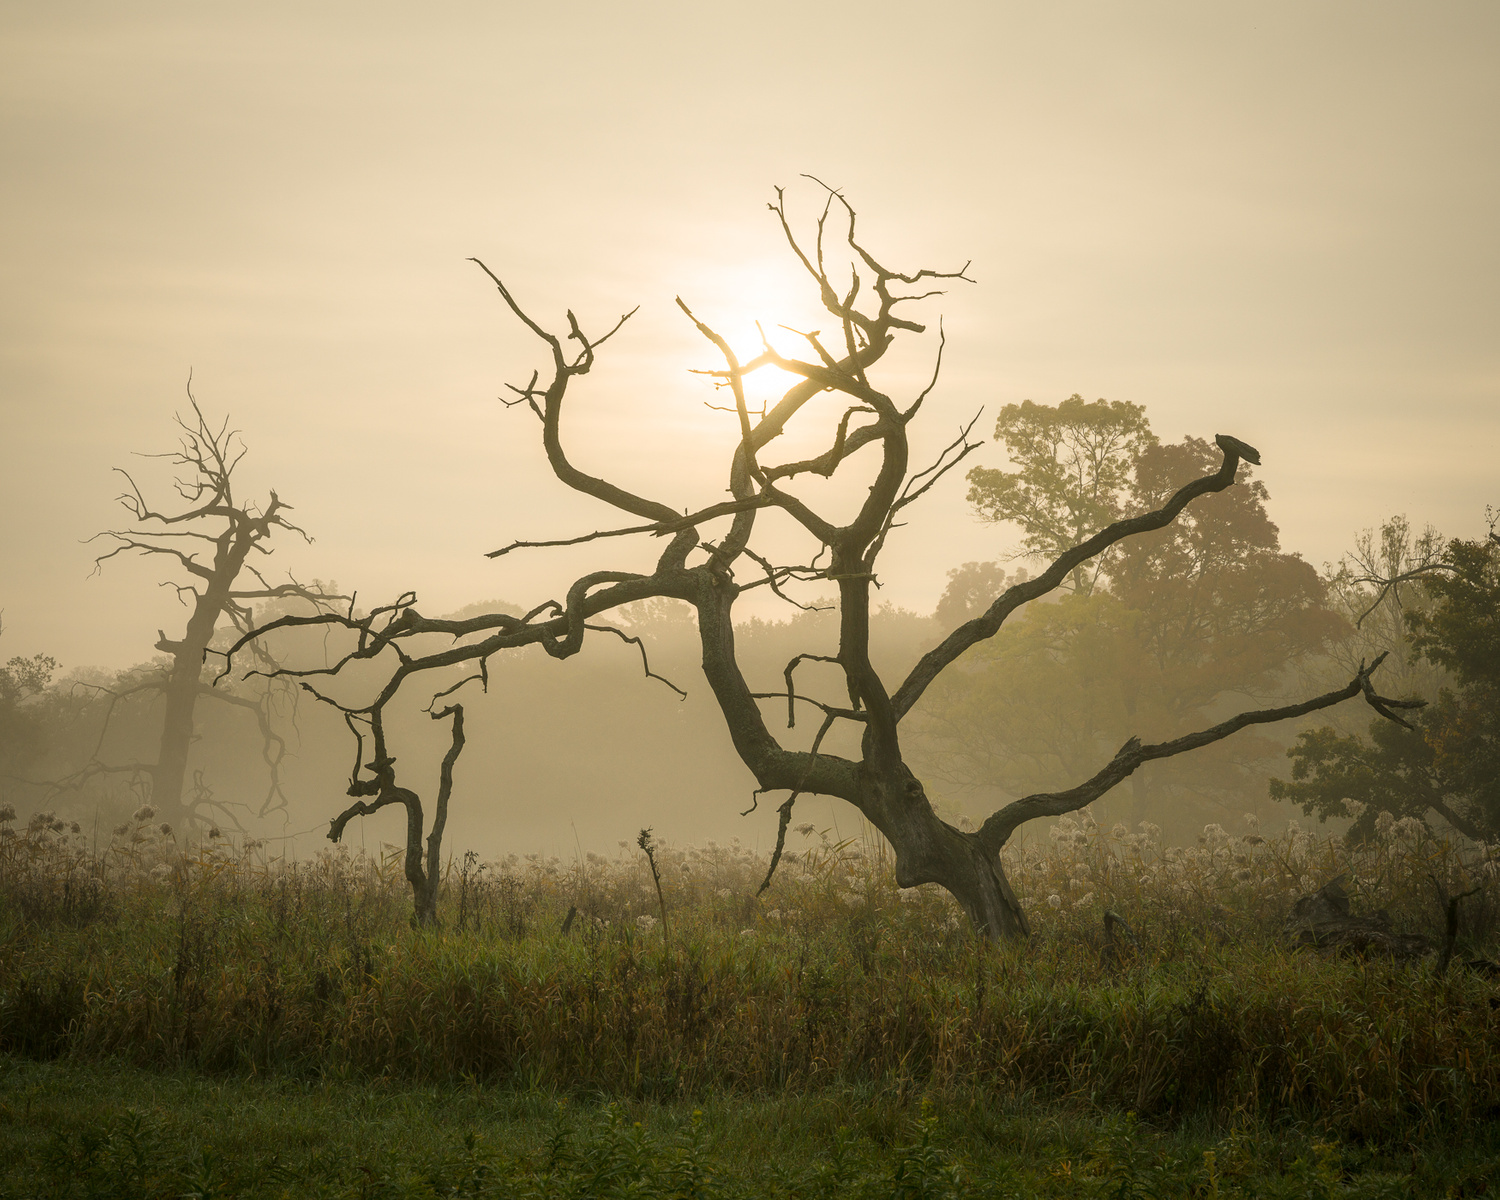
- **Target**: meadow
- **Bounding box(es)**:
[2,803,1498,1197]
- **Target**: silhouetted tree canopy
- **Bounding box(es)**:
[965,395,1156,594]
[0,646,60,780]
[1272,524,1500,841]
[923,412,1346,835]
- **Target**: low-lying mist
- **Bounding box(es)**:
[2,586,1343,870]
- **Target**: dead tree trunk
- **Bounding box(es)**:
[853,763,1031,938]
[87,393,339,832]
[150,532,270,827]
[325,704,465,926]
[225,183,1421,940]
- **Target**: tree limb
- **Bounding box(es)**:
[978,653,1421,852]
[894,433,1261,720]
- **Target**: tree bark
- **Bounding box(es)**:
[152,561,242,830]
[852,762,1030,939]
[324,704,464,927]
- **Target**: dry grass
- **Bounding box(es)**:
[2,802,1498,1145]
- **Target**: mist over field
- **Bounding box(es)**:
[0,2,1494,870]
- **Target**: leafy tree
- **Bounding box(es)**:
[1316,514,1449,710]
[934,562,1017,631]
[918,588,1143,801]
[922,422,1344,834]
[227,184,1409,937]
[965,396,1156,593]
[0,639,60,780]
[1271,523,1499,841]
[1111,437,1344,733]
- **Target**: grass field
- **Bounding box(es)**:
[2,804,1497,1196]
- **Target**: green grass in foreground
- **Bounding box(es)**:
[3,1056,1495,1198]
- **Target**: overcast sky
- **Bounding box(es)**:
[3,1,1497,670]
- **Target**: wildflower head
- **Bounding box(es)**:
[1392,816,1425,842]
[132,805,156,823]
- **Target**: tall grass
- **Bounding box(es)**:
[2,803,1497,1143]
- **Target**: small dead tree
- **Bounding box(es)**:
[75,392,342,833]
[226,182,1420,938]
[324,700,464,927]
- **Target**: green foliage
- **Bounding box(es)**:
[933,562,1014,632]
[2,1057,1489,1197]
[965,395,1156,594]
[1111,439,1341,685]
[920,589,1145,794]
[1319,515,1447,706]
[1273,528,1500,841]
[930,426,1344,835]
[0,650,60,778]
[0,653,58,703]
[1406,532,1500,690]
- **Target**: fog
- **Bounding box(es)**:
[2,3,1497,862]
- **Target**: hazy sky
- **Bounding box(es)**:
[4,1,1497,670]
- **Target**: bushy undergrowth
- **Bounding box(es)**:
[2,802,1498,1146]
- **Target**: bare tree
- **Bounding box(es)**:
[75,392,341,833]
[227,183,1418,937]
[323,699,465,926]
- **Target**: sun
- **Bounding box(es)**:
[672,249,841,413]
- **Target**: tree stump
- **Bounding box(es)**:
[1284,877,1431,960]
